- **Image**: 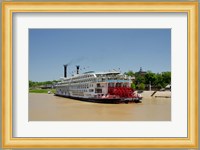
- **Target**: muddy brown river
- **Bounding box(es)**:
[29,93,171,121]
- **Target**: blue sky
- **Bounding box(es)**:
[29,29,171,82]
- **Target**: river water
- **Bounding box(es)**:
[29,93,171,121]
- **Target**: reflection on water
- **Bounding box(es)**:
[29,93,171,121]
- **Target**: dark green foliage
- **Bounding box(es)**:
[135,75,145,85]
[155,73,165,88]
[137,83,145,90]
[162,72,171,84]
[125,70,171,90]
[144,71,156,85]
[29,80,58,88]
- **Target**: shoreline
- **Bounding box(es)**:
[137,90,171,99]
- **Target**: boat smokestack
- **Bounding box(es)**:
[64,64,68,78]
[76,65,80,74]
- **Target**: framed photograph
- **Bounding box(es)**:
[2,2,198,148]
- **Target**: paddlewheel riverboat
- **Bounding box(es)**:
[54,65,142,104]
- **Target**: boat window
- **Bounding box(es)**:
[116,83,122,87]
[95,89,102,93]
[97,83,101,87]
[89,89,94,92]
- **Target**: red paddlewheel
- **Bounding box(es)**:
[108,87,135,98]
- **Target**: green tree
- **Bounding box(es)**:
[124,70,135,77]
[134,72,145,90]
[29,80,34,88]
[154,73,164,88]
[131,83,136,90]
[124,70,171,90]
[135,76,145,84]
[144,71,156,85]
[29,80,58,89]
[162,72,171,85]
[44,81,52,85]
[154,72,171,89]
[137,83,145,90]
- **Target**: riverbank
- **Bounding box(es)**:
[137,90,171,99]
[29,88,55,93]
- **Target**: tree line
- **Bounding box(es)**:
[124,70,171,90]
[29,80,58,88]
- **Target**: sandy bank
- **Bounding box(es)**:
[137,90,171,99]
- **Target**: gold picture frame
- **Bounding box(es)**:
[2,2,198,148]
